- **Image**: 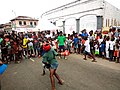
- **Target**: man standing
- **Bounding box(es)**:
[57,31,66,59]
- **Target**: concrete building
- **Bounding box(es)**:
[41,0,120,34]
[11,16,39,33]
[0,22,12,32]
[0,16,39,33]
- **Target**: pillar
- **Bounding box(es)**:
[97,16,103,30]
[76,19,80,33]
[62,21,65,33]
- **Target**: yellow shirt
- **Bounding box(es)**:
[22,38,28,48]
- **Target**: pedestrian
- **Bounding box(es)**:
[73,34,79,54]
[27,34,34,58]
[94,41,99,57]
[66,36,72,53]
[57,31,66,59]
[22,36,28,59]
[109,37,115,61]
[42,43,63,90]
[83,36,96,62]
[114,40,119,63]
[100,41,105,58]
[105,36,110,59]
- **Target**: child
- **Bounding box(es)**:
[42,43,63,90]
[94,41,99,57]
[66,37,72,53]
[28,36,34,58]
[100,41,105,58]
[73,35,79,53]
[13,40,19,63]
[114,40,119,63]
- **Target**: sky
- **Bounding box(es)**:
[0,0,120,24]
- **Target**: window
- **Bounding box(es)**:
[34,22,36,26]
[24,21,26,25]
[30,22,33,26]
[19,21,22,25]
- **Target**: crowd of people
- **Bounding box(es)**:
[0,28,120,90]
[0,28,120,64]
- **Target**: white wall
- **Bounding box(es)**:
[65,18,76,34]
[80,15,97,33]
[42,0,120,33]
[103,0,120,27]
[43,0,104,20]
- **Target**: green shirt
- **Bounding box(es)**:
[42,48,58,65]
[57,35,66,46]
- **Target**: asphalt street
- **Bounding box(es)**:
[1,54,120,90]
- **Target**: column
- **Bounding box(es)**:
[76,19,80,33]
[97,16,103,30]
[62,21,65,33]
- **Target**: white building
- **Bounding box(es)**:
[41,0,120,34]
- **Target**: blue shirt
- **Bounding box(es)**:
[73,38,79,45]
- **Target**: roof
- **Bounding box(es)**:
[10,16,39,21]
[0,24,4,28]
[0,22,11,28]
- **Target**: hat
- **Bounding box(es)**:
[43,43,51,51]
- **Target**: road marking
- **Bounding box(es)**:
[30,58,35,62]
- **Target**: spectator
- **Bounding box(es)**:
[100,41,105,58]
[73,34,79,53]
[57,31,66,59]
[83,36,96,62]
[105,36,110,59]
[109,37,115,61]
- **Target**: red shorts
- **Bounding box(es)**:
[114,50,119,57]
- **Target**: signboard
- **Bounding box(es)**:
[13,28,39,33]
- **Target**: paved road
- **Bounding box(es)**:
[1,54,120,90]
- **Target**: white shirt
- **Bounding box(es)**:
[106,41,110,50]
[94,44,99,52]
[84,39,90,52]
[28,38,33,46]
[109,41,115,50]
[98,39,103,45]
[46,34,52,38]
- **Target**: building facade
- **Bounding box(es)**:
[11,16,39,33]
[0,16,39,33]
[41,0,120,34]
[0,22,12,32]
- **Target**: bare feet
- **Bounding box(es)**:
[58,79,64,85]
[41,70,46,76]
[83,58,87,60]
[92,59,97,62]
